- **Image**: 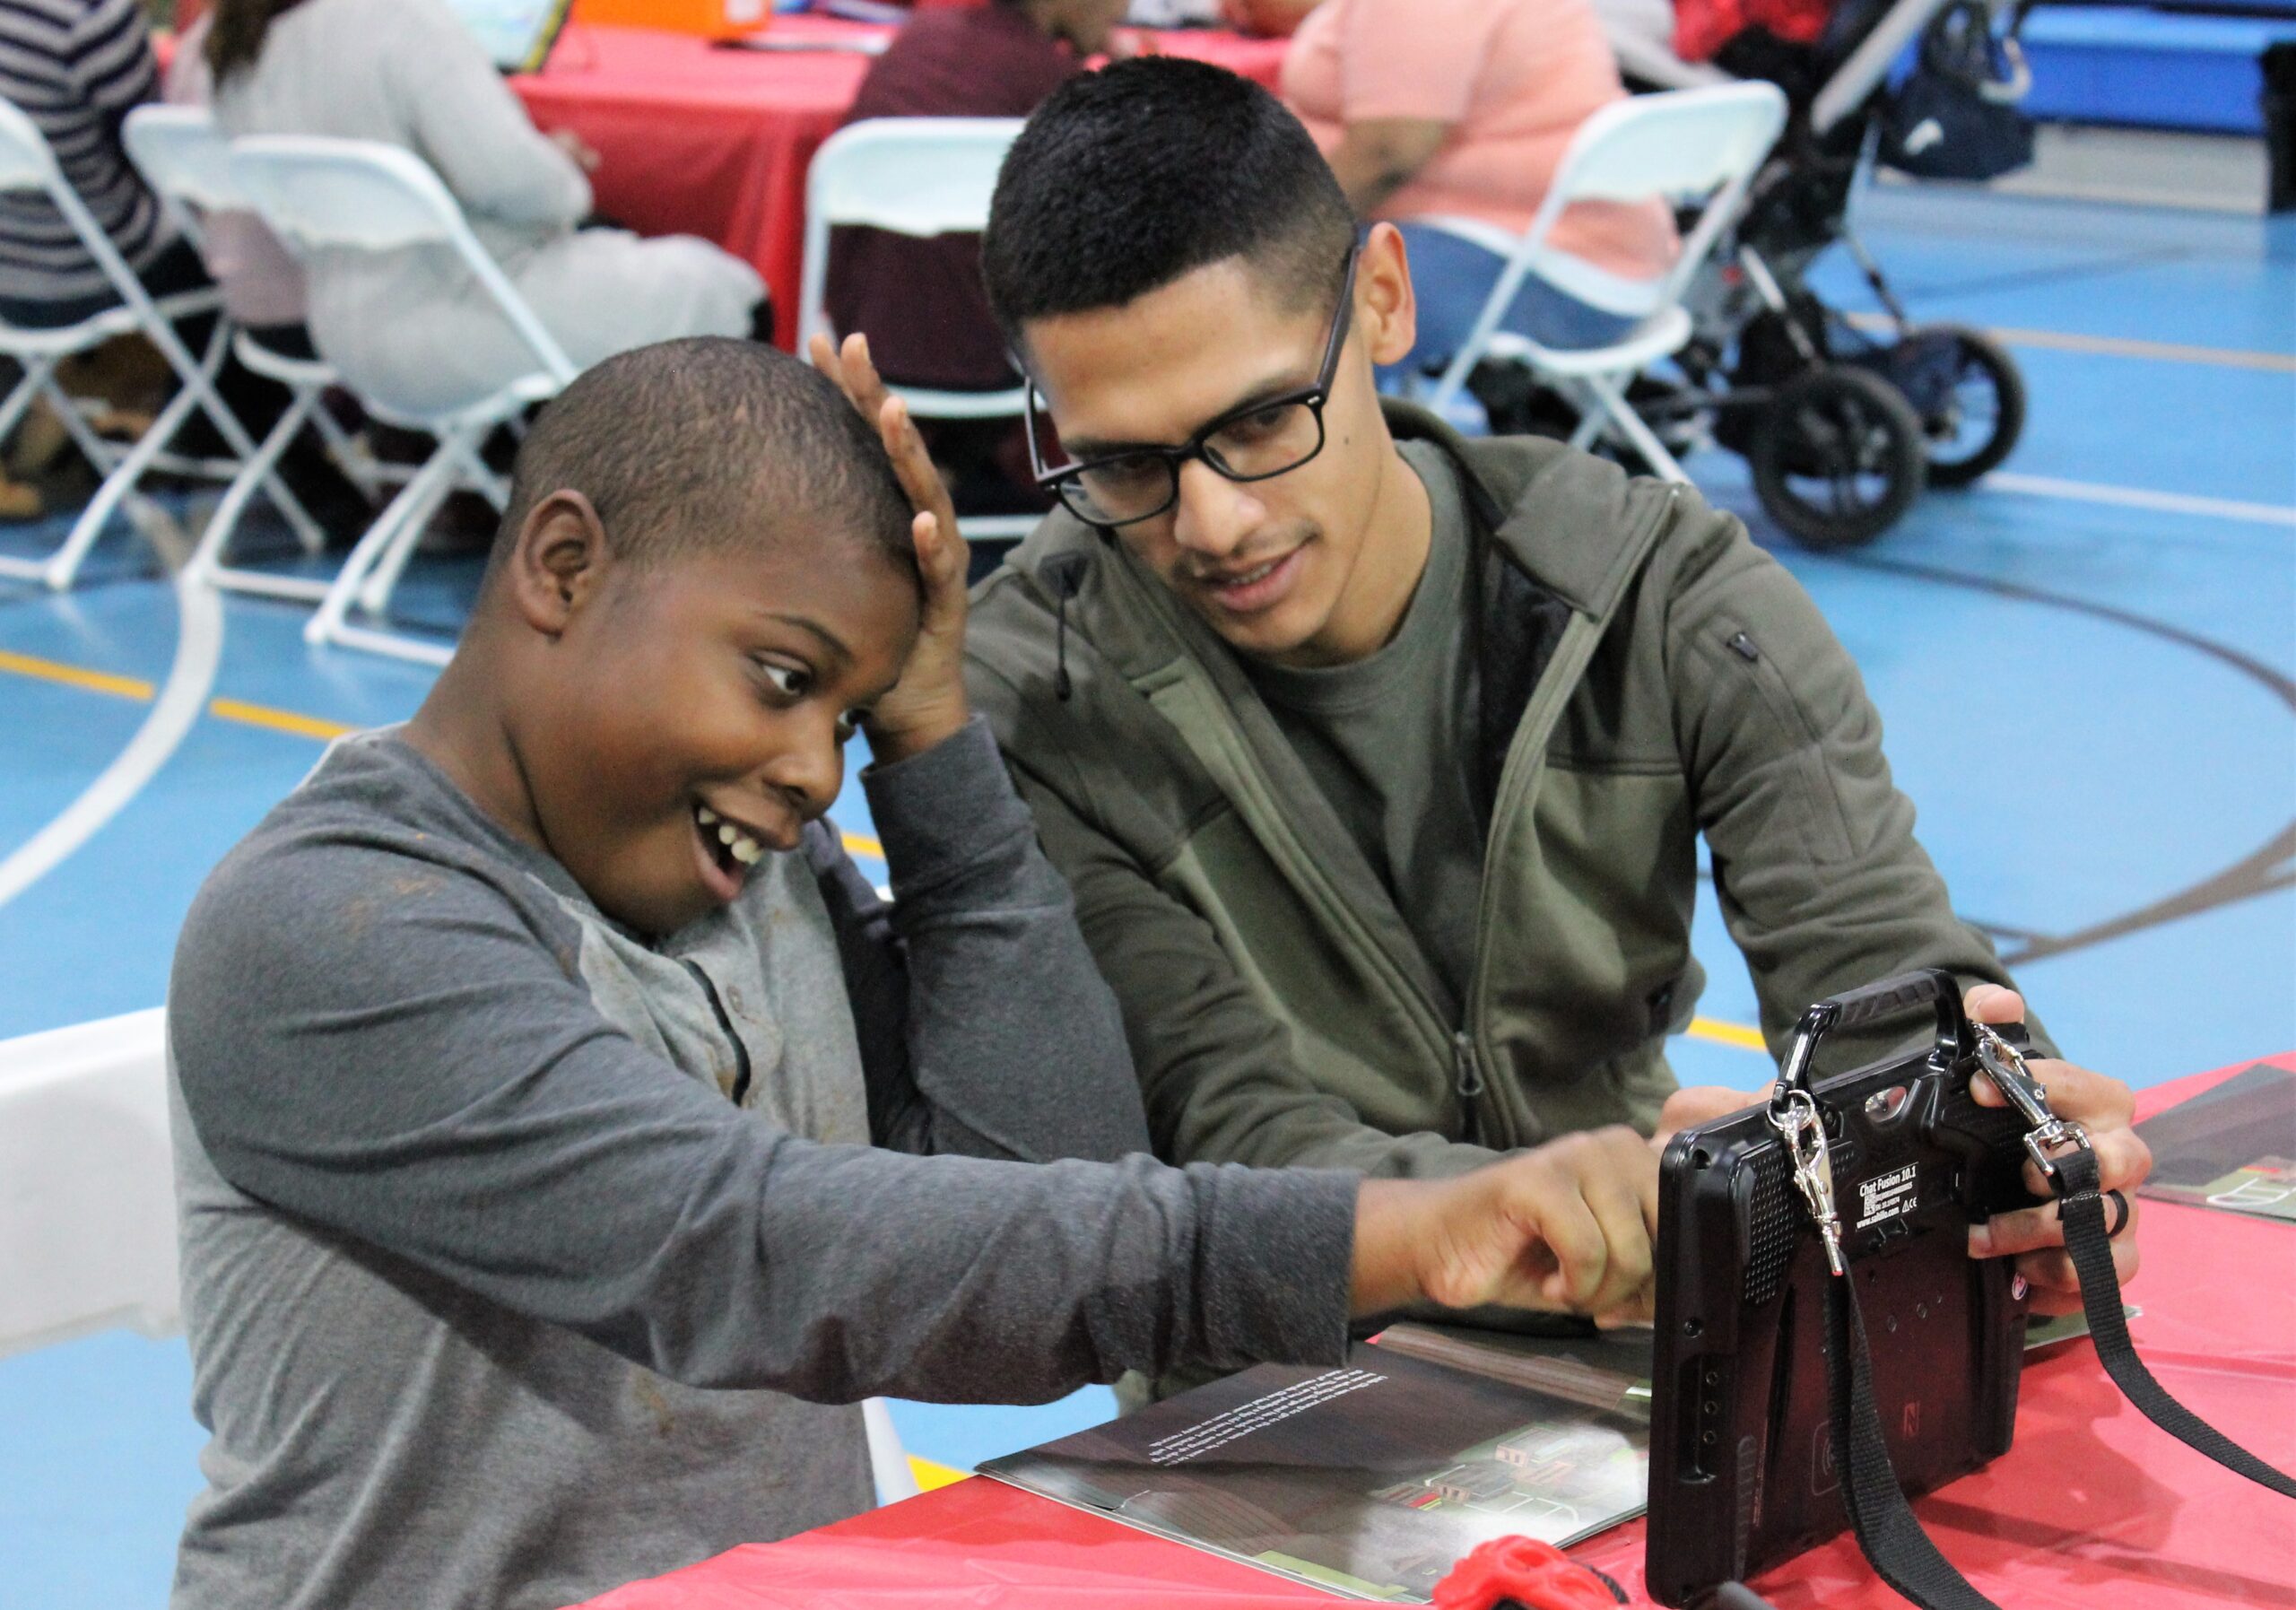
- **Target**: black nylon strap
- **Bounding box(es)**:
[1824,1272,2003,1610]
[2054,1147,2296,1498]
[1819,1141,2296,1610]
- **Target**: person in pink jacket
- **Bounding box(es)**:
[1282,0,1679,379]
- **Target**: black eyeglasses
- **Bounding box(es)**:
[1024,247,1361,530]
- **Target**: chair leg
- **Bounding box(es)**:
[305,400,380,509]
[306,436,462,650]
[0,359,51,442]
[1584,372,1692,484]
[39,369,208,589]
[354,430,501,614]
[186,387,319,592]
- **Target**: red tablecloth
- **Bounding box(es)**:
[510,18,1289,347]
[581,1055,2296,1609]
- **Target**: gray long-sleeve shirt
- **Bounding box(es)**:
[166,719,1355,1610]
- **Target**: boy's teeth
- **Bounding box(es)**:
[700,806,765,872]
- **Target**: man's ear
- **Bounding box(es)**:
[1358,222,1419,370]
[503,491,611,639]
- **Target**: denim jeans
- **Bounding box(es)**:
[1380,221,1639,391]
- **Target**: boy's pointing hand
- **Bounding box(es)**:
[1350,1127,1661,1324]
[810,331,974,764]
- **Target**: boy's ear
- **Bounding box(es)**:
[505,491,612,639]
[1359,222,1419,370]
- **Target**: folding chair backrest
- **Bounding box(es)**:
[1520,82,1788,311]
[0,95,196,350]
[0,97,63,195]
[121,105,244,220]
[797,117,1022,352]
[231,135,578,386]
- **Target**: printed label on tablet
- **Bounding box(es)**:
[1856,1164,1919,1230]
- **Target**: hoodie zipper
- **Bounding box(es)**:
[1453,1029,1486,1145]
[1457,482,1683,1150]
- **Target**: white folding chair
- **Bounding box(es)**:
[1411,83,1788,483]
[798,117,1035,541]
[0,1009,178,1359]
[121,105,406,605]
[230,135,578,665]
[0,97,322,590]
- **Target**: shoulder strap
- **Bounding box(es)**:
[1805,1028,2294,1610]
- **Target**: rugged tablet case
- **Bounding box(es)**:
[1644,994,2039,1607]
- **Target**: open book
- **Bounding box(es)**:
[982,1324,1654,1602]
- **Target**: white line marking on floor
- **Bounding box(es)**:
[0,571,224,911]
[1984,474,2296,529]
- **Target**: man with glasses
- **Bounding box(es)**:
[958,58,2147,1339]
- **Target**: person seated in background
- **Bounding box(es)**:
[204,0,767,418]
[825,0,1129,518]
[167,334,1678,1609]
[0,0,215,516]
[961,63,2148,1388]
[1279,0,1680,378]
[0,0,208,328]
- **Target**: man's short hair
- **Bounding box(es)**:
[491,337,915,583]
[981,57,1356,345]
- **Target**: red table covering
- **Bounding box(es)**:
[510,17,1289,348]
[580,1054,2296,1609]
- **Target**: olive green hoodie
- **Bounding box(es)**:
[964,404,2031,1179]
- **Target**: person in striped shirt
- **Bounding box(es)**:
[0,0,210,326]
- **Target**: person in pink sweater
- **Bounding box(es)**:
[1282,0,1678,379]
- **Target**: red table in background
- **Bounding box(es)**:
[581,1055,2296,1609]
[509,17,1290,348]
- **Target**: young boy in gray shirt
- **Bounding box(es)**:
[166,337,1671,1609]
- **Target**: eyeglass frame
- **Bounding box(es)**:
[1022,244,1362,530]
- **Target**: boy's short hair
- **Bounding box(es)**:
[981,57,1356,347]
[491,337,916,583]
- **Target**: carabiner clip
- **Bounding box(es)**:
[1971,1022,2091,1192]
[1770,1089,1847,1276]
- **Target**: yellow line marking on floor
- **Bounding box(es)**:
[0,648,155,701]
[906,1456,970,1492]
[205,699,355,742]
[1843,313,2296,374]
[1687,1016,1770,1052]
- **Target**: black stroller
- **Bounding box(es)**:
[1481,0,2038,548]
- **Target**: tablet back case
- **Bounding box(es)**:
[1644,1046,2035,1606]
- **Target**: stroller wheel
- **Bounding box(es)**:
[1751,367,1927,550]
[1918,325,2026,488]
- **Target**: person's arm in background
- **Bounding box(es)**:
[1317,0,1505,217]
[1325,119,1450,218]
[390,0,589,230]
[1660,492,2149,1311]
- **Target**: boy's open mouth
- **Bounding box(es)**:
[692,803,766,902]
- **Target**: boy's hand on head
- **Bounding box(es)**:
[1961,985,2150,1313]
[810,332,973,765]
[1349,1127,1661,1325]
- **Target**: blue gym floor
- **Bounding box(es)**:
[0,185,2290,1607]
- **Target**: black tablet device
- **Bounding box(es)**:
[1643,971,2040,1607]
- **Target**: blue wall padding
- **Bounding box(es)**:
[2017,7,2296,134]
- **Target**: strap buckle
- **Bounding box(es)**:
[1770,1089,1847,1275]
[1971,1022,2090,1191]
